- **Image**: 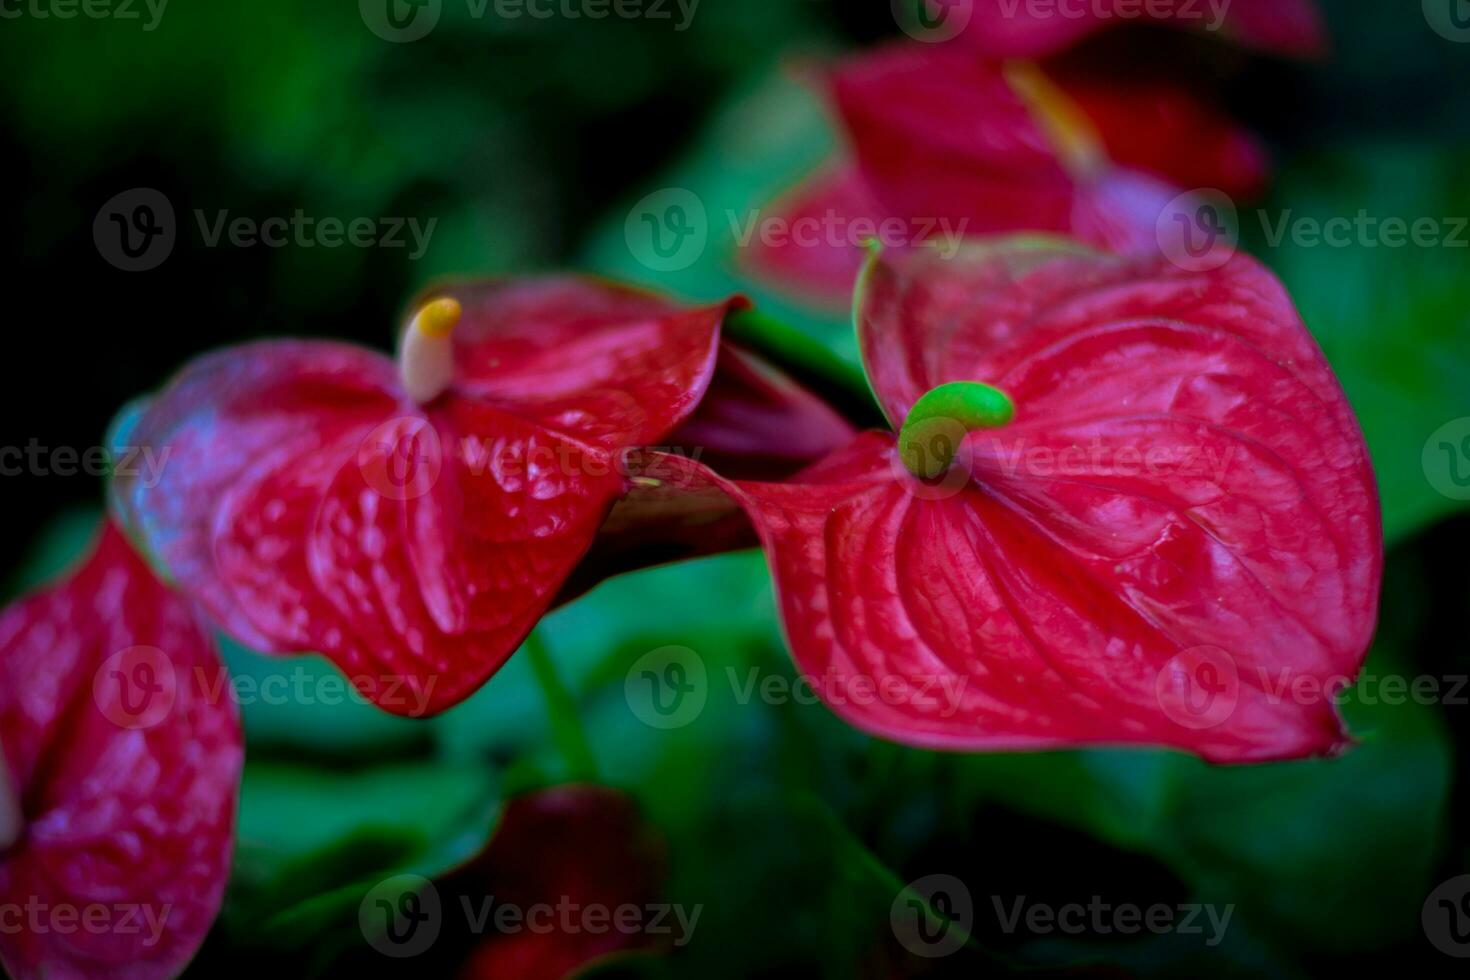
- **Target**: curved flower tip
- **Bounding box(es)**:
[0,519,242,979]
[441,786,669,979]
[643,239,1382,763]
[111,278,845,718]
[953,0,1326,60]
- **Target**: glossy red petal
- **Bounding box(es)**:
[656,241,1381,762]
[829,43,1075,236]
[446,786,667,980]
[955,0,1326,60]
[825,44,1170,256]
[113,280,738,716]
[1046,59,1271,200]
[0,521,241,979]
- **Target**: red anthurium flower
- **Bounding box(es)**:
[0,520,242,979]
[1040,53,1271,201]
[744,44,1205,311]
[440,786,670,979]
[951,0,1325,61]
[111,278,850,718]
[653,239,1382,763]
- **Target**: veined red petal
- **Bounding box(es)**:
[112,279,739,717]
[0,520,242,979]
[829,43,1076,236]
[954,0,1326,60]
[647,240,1382,762]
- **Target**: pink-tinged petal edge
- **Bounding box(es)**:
[0,520,242,980]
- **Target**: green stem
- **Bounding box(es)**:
[523,632,599,782]
[723,308,885,428]
[897,381,1015,479]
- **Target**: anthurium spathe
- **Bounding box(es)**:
[0,520,242,979]
[950,0,1325,60]
[110,278,850,718]
[658,239,1382,762]
[745,43,1220,310]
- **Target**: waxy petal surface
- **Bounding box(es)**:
[113,279,737,716]
[664,242,1382,761]
[0,521,242,979]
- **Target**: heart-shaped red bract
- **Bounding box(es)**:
[659,239,1382,762]
[0,520,242,979]
[951,0,1325,60]
[111,278,851,718]
[110,278,743,717]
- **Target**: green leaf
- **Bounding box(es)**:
[1243,147,1470,544]
[227,760,498,946]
